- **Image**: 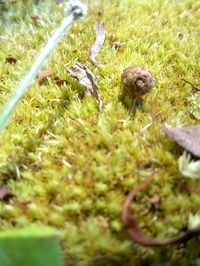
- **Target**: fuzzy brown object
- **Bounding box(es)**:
[122,66,154,97]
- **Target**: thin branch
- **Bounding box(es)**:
[122,175,200,246]
[182,78,200,92]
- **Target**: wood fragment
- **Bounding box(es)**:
[67,62,103,111]
[122,175,200,246]
[89,23,106,66]
[163,124,200,158]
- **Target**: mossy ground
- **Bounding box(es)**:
[0,0,200,265]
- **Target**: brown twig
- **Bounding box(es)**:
[182,78,200,92]
[122,175,200,246]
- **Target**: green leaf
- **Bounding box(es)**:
[0,226,63,266]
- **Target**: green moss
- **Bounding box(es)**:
[1,0,200,265]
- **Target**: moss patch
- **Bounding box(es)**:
[0,0,200,265]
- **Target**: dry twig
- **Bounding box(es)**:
[182,78,200,92]
[122,175,200,246]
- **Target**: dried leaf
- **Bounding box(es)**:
[37,70,53,82]
[112,41,126,49]
[54,76,68,86]
[150,194,161,205]
[55,80,68,86]
[5,57,17,64]
[122,175,200,246]
[17,200,32,206]
[0,185,14,201]
[31,15,39,21]
[67,62,103,111]
[163,124,200,158]
[89,23,106,66]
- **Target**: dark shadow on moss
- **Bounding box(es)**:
[119,92,144,117]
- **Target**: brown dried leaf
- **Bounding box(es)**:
[0,185,14,201]
[17,200,32,207]
[5,57,17,64]
[163,124,200,158]
[31,15,39,21]
[150,194,161,205]
[67,62,103,111]
[112,41,126,49]
[37,70,53,82]
[55,80,68,86]
[54,76,68,86]
[89,23,106,66]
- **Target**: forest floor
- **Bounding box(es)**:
[0,0,200,265]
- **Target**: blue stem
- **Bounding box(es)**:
[0,14,74,131]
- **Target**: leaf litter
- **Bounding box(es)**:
[37,70,53,83]
[54,76,68,86]
[67,62,103,111]
[89,23,106,66]
[163,124,200,158]
[112,41,126,49]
